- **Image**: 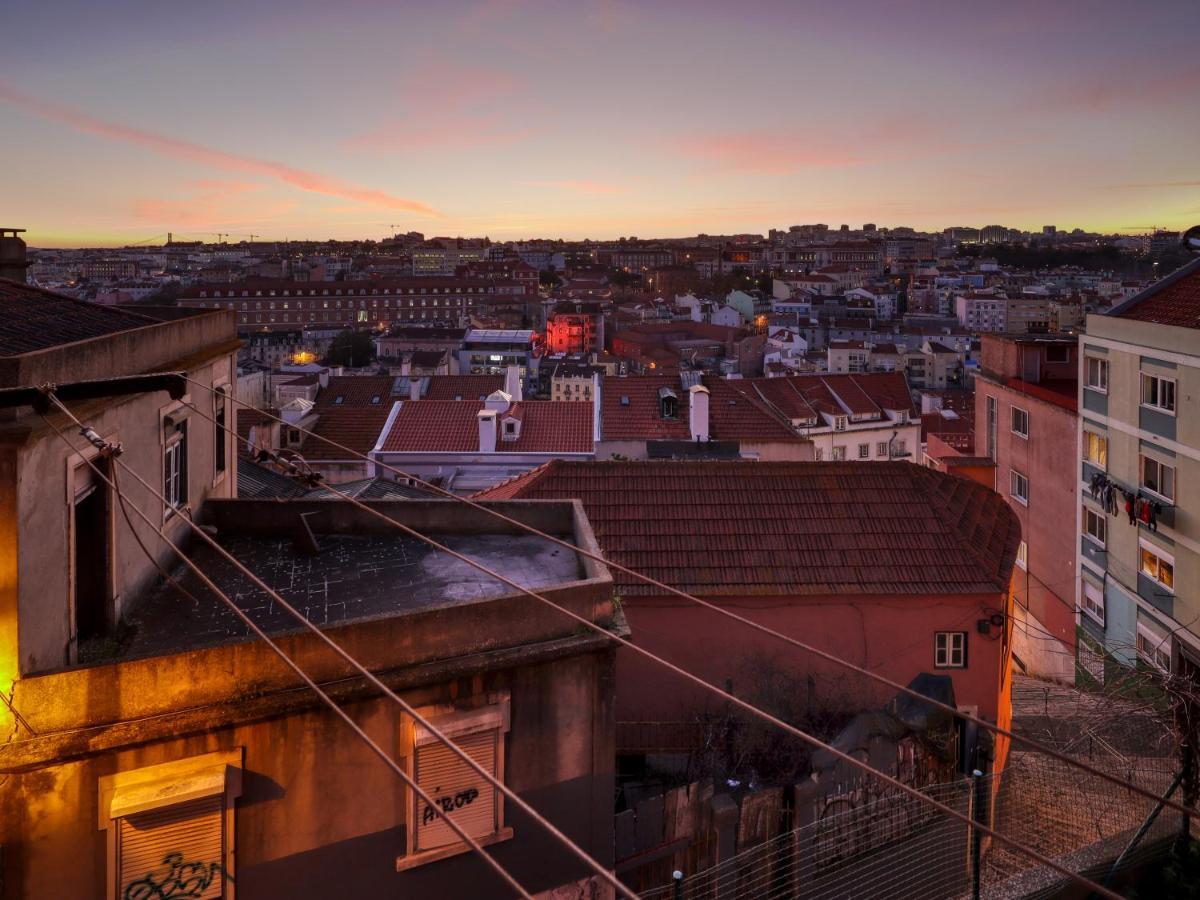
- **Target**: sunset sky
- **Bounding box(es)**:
[2,0,1198,247]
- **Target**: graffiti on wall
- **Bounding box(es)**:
[122,852,232,900]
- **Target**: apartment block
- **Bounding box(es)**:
[1076,259,1200,682]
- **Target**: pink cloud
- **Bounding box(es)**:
[0,81,441,216]
[132,180,296,228]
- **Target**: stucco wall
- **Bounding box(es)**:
[615,592,1009,734]
[0,650,616,900]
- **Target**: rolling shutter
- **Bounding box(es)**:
[117,795,225,899]
[414,729,498,851]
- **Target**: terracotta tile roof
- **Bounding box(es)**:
[0,279,160,355]
[235,407,280,444]
[474,460,1020,596]
[731,373,915,422]
[1110,259,1200,329]
[300,405,393,460]
[379,401,593,453]
[316,375,395,407]
[421,374,505,401]
[600,376,799,442]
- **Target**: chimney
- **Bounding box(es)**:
[318,370,330,389]
[484,390,512,413]
[689,384,710,441]
[0,228,30,283]
[478,409,498,453]
[504,364,523,402]
[409,376,423,399]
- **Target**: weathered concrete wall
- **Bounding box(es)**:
[5,353,236,675]
[0,648,617,900]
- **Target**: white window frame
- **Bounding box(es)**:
[857,443,870,459]
[1136,618,1171,672]
[1082,505,1106,548]
[1084,356,1108,393]
[1081,580,1104,626]
[1139,539,1175,594]
[1139,372,1176,415]
[1139,454,1176,502]
[1010,405,1029,439]
[1015,540,1027,570]
[212,382,230,488]
[833,416,847,432]
[1010,469,1029,506]
[934,631,966,668]
[876,441,889,458]
[398,694,513,871]
[830,445,847,461]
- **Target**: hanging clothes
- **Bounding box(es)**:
[1148,501,1160,533]
[1123,490,1136,525]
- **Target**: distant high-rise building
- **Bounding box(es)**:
[1043,225,1057,236]
[862,223,877,233]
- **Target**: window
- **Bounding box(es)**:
[1085,357,1108,393]
[1083,506,1106,547]
[213,388,227,478]
[1140,455,1176,501]
[1015,540,1027,570]
[1140,373,1176,414]
[833,416,847,432]
[100,751,241,900]
[985,395,997,460]
[1083,430,1107,468]
[858,443,870,459]
[1140,541,1175,593]
[1010,406,1029,438]
[1010,469,1029,505]
[1136,618,1171,672]
[1081,580,1104,626]
[814,447,824,461]
[876,441,889,458]
[1045,345,1069,363]
[402,700,511,867]
[830,445,846,461]
[935,632,967,668]
[163,419,188,513]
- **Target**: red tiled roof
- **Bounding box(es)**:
[316,375,395,407]
[474,460,1020,596]
[0,279,160,355]
[300,405,393,460]
[379,401,593,453]
[732,373,915,421]
[600,376,799,442]
[421,374,505,401]
[1111,259,1200,329]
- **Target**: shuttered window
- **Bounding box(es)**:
[117,795,226,899]
[414,729,499,851]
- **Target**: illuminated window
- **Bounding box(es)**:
[1140,541,1174,593]
[1083,430,1107,468]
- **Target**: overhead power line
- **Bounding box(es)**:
[181,374,1200,824]
[40,392,638,900]
[156,387,1125,899]
[38,412,536,900]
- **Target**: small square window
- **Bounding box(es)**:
[935,631,967,668]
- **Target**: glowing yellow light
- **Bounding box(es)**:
[292,350,316,365]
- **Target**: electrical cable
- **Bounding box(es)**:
[145,390,1133,898]
[41,392,639,900]
[181,375,1200,822]
[39,416,535,899]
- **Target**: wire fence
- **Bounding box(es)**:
[637,750,1181,900]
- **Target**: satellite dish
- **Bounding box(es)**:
[1185,225,1200,254]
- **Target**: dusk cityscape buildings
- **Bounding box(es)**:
[1,1,1199,898]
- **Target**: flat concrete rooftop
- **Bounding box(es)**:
[115,530,581,661]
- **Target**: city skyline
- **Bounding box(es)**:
[2,0,1198,247]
